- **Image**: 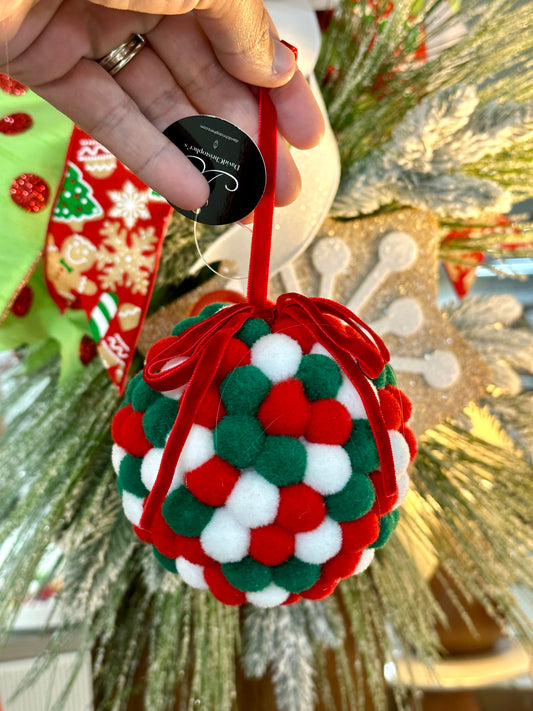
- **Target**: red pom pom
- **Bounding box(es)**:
[215,338,251,382]
[387,385,412,425]
[300,576,338,601]
[112,404,152,457]
[401,425,417,462]
[322,550,362,580]
[10,285,33,317]
[378,388,402,431]
[283,593,302,605]
[185,456,240,507]
[340,512,379,551]
[152,510,214,564]
[194,386,226,429]
[204,565,247,606]
[305,398,352,445]
[271,316,315,353]
[133,525,153,545]
[276,483,326,533]
[249,524,295,566]
[257,379,311,437]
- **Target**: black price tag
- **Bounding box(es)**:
[164,115,267,225]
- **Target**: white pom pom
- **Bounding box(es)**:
[168,459,186,494]
[251,333,302,384]
[226,470,280,528]
[161,356,187,400]
[179,425,215,472]
[393,474,410,509]
[354,548,375,575]
[295,517,342,564]
[200,508,250,563]
[303,442,351,495]
[122,491,144,526]
[176,557,208,589]
[111,444,127,475]
[389,430,411,478]
[336,375,368,419]
[140,448,164,491]
[247,583,290,607]
[310,343,334,359]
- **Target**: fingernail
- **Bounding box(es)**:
[272,39,296,77]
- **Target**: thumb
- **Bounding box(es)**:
[196,0,297,88]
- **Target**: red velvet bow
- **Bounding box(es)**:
[139,293,397,533]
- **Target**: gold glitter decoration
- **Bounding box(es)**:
[269,209,491,436]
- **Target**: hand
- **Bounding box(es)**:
[1,0,325,212]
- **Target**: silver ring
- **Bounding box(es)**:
[98,34,147,77]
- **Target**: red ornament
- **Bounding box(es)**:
[10,173,50,213]
[0,74,27,95]
[79,335,98,365]
[0,112,33,135]
[10,285,34,317]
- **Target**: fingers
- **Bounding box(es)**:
[270,70,325,150]
[34,58,210,210]
[196,0,297,88]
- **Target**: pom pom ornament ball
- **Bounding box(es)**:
[111,302,416,607]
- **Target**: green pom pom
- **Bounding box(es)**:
[220,365,271,415]
[172,315,201,336]
[222,557,272,592]
[296,354,343,401]
[131,377,161,412]
[384,363,397,386]
[153,547,177,573]
[199,303,225,319]
[162,486,214,537]
[214,414,266,469]
[344,420,380,474]
[236,318,271,347]
[143,397,180,448]
[124,371,143,404]
[371,509,400,548]
[118,455,149,499]
[372,368,387,389]
[272,557,321,593]
[326,474,375,522]
[254,435,306,486]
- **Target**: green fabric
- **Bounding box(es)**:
[0,90,73,316]
[370,509,400,549]
[272,557,321,593]
[0,262,90,381]
[236,318,271,347]
[118,455,150,499]
[214,414,266,469]
[222,557,272,592]
[220,365,271,415]
[254,435,307,487]
[143,397,180,448]
[344,419,380,474]
[131,376,161,412]
[296,354,343,401]
[325,474,375,522]
[162,486,214,537]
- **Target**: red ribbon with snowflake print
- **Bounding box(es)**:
[44,126,173,392]
[138,85,398,535]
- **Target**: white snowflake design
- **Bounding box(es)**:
[96,220,159,295]
[108,180,152,229]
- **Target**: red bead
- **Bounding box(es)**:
[276,483,326,533]
[322,550,362,580]
[271,316,315,353]
[79,335,97,365]
[257,379,311,437]
[10,173,50,212]
[305,398,352,445]
[214,338,251,382]
[204,565,246,606]
[10,284,33,317]
[249,524,295,566]
[0,74,27,95]
[0,112,33,135]
[194,386,226,429]
[184,456,240,507]
[340,512,379,551]
[378,388,402,431]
